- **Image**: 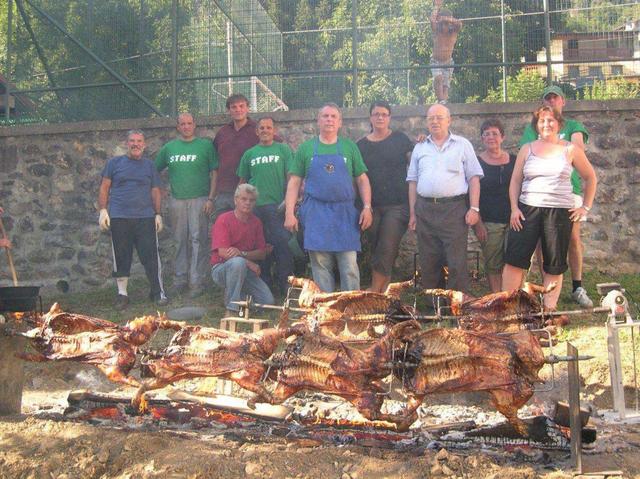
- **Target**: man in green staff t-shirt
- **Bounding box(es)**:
[237,117,294,296]
[519,85,593,308]
[156,113,219,298]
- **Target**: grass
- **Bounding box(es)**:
[48,277,229,327]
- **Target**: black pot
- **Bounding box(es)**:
[0,286,40,312]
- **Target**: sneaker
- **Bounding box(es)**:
[571,287,593,308]
[188,286,205,299]
[114,294,129,311]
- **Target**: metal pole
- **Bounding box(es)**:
[543,0,553,85]
[15,0,68,118]
[567,342,583,474]
[170,0,178,117]
[501,0,507,101]
[351,0,358,106]
[226,20,233,96]
[5,0,13,120]
[23,0,163,116]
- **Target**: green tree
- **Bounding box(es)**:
[581,77,640,100]
[483,69,546,103]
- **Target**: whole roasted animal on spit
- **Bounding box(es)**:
[132,323,308,410]
[14,303,184,387]
[391,327,546,435]
[422,282,559,333]
[264,320,423,424]
[288,276,417,342]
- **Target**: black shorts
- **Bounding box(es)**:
[504,203,571,275]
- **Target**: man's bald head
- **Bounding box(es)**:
[426,103,451,139]
[176,112,196,141]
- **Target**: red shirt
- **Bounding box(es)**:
[210,210,266,265]
[213,118,259,193]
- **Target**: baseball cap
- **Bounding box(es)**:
[542,85,565,99]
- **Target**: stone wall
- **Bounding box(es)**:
[0,100,638,294]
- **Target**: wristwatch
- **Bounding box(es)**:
[470,206,480,213]
[241,251,247,257]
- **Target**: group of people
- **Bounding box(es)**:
[97,85,597,315]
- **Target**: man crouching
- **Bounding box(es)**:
[210,184,274,316]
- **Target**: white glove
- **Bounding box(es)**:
[99,209,110,231]
[155,214,163,233]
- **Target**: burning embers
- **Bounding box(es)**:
[12,278,559,438]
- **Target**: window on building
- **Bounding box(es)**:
[589,66,603,78]
[568,39,579,50]
[611,65,623,76]
[568,66,580,78]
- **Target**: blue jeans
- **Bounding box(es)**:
[308,250,359,293]
[169,196,209,288]
[211,257,275,311]
[255,204,293,296]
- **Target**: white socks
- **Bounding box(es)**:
[116,277,129,296]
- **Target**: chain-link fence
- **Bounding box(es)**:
[1,0,638,124]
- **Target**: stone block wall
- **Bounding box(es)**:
[0,100,637,294]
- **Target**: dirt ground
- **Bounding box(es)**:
[1,321,639,478]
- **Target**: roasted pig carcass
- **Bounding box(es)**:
[422,283,557,333]
[14,303,183,387]
[392,328,545,435]
[288,276,416,308]
[297,295,414,342]
[133,324,306,409]
[286,278,417,342]
[265,321,422,424]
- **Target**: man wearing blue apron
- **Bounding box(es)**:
[285,103,373,292]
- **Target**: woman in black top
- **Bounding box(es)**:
[357,101,415,292]
[473,118,516,292]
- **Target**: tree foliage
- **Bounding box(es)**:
[580,77,640,100]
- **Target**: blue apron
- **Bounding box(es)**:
[298,138,361,252]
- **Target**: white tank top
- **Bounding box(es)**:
[520,143,574,208]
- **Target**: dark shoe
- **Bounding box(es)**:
[188,286,205,299]
[114,294,129,311]
[155,296,170,307]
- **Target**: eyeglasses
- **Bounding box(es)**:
[371,112,390,118]
[427,115,448,122]
[481,131,502,138]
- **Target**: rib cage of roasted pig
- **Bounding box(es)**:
[264,321,423,424]
[288,276,416,342]
[392,328,545,435]
[422,282,556,333]
[14,303,184,387]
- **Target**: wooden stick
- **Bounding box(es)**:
[0,218,17,286]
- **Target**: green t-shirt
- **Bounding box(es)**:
[519,118,589,195]
[155,138,219,199]
[289,137,368,179]
[237,142,293,206]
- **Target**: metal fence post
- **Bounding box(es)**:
[351,0,358,107]
[5,0,12,120]
[543,0,553,85]
[501,0,507,102]
[170,0,178,118]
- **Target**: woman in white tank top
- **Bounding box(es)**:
[502,106,597,310]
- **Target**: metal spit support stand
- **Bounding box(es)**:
[600,283,640,422]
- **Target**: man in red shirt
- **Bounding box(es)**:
[210,183,274,316]
[212,94,259,219]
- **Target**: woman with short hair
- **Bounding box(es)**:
[502,106,597,309]
[357,101,415,293]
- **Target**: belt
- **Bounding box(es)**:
[418,194,466,204]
